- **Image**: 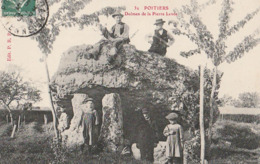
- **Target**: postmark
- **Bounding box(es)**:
[0,0,49,37]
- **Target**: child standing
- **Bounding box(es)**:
[81,98,99,154]
[163,113,183,164]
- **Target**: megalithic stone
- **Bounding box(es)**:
[99,93,124,152]
[60,94,87,148]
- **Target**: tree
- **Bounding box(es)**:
[219,94,234,106]
[1,0,126,141]
[236,92,260,108]
[19,0,125,139]
[0,70,41,125]
[171,0,260,162]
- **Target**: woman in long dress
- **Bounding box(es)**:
[163,113,183,164]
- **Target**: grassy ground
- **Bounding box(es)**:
[209,120,260,164]
[0,121,145,164]
[0,120,259,164]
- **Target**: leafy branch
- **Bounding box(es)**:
[32,0,125,56]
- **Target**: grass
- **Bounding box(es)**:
[209,120,260,164]
[0,120,260,163]
[0,122,54,164]
[0,121,145,164]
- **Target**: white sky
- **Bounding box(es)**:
[0,0,260,107]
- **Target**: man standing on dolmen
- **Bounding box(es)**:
[148,19,174,56]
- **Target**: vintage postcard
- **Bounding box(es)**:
[0,0,260,163]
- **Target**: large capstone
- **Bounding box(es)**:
[99,93,123,152]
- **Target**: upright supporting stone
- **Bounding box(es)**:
[99,93,123,152]
[61,94,88,148]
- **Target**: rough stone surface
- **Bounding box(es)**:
[58,112,69,132]
[61,94,89,148]
[99,93,123,152]
[51,42,187,93]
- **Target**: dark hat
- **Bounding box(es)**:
[112,11,124,18]
[84,97,93,103]
[141,108,149,114]
[154,19,165,25]
[165,113,178,120]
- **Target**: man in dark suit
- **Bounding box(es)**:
[148,19,174,56]
[136,108,159,162]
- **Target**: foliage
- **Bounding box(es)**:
[171,0,260,66]
[219,94,234,106]
[167,68,222,132]
[213,120,260,149]
[221,114,260,123]
[184,130,201,163]
[28,0,125,55]
[171,1,260,160]
[236,92,260,108]
[50,138,68,164]
[0,71,41,109]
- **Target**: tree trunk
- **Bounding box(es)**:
[199,65,206,164]
[43,54,59,139]
[208,66,217,148]
[2,103,14,126]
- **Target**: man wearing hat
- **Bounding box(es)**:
[103,11,130,44]
[163,113,183,164]
[80,97,100,154]
[148,18,174,56]
[87,11,130,62]
[136,107,159,162]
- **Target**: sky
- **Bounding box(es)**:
[0,0,260,107]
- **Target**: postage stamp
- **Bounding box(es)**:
[2,0,36,17]
[0,0,48,37]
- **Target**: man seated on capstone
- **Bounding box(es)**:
[86,11,130,63]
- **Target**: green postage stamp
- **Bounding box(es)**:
[2,0,36,16]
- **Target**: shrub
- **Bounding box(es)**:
[214,121,260,149]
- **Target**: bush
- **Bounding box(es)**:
[213,121,260,149]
